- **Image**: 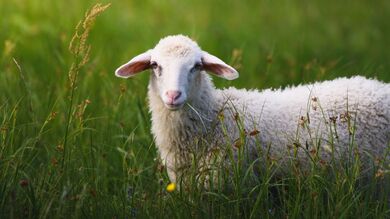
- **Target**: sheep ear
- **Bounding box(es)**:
[115,50,152,78]
[201,51,239,80]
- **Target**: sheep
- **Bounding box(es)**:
[115,34,390,184]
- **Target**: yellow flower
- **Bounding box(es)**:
[166,183,176,192]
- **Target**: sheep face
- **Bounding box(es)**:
[149,55,202,110]
[115,35,239,110]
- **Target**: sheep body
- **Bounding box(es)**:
[220,77,389,161]
[150,74,389,181]
[116,35,390,183]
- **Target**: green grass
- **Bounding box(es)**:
[0,0,389,218]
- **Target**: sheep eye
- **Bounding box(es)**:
[191,62,203,72]
[150,61,158,69]
[150,62,162,76]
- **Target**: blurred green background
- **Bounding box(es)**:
[0,0,389,217]
[2,0,390,89]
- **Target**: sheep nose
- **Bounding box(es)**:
[166,90,182,101]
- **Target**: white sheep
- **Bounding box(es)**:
[115,35,390,183]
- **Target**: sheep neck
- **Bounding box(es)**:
[147,72,218,155]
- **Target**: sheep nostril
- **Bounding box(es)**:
[166,90,182,101]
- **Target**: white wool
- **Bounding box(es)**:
[117,35,390,183]
[153,35,202,58]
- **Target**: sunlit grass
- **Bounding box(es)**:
[0,1,389,218]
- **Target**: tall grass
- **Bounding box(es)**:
[0,0,389,218]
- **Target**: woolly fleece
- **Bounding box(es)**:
[119,35,390,183]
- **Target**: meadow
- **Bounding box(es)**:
[0,0,389,218]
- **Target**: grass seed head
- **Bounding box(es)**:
[19,179,29,187]
[298,116,307,127]
[375,169,384,179]
[249,129,260,136]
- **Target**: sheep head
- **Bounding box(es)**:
[115,35,239,110]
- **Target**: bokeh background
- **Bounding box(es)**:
[0,0,389,217]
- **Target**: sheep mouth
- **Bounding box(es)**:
[164,102,184,110]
